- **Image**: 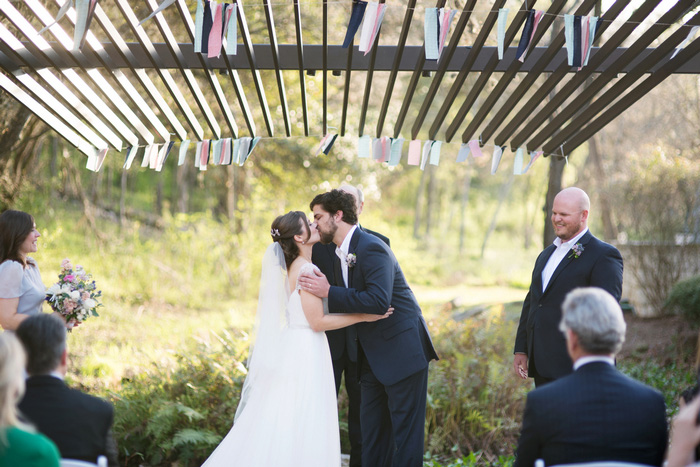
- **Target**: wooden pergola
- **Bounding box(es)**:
[1,0,699,163]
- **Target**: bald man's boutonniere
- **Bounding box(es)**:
[568,243,585,259]
[346,253,357,268]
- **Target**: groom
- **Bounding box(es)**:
[300,189,438,467]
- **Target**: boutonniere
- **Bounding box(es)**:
[568,243,585,259]
[346,253,357,268]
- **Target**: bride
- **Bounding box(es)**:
[202,211,392,467]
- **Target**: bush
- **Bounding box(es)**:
[665,275,700,326]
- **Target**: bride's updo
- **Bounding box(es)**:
[270,211,311,269]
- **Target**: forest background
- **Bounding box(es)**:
[2,1,700,466]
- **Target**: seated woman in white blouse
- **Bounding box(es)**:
[0,210,45,331]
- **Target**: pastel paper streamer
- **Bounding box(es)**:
[221,138,233,165]
[388,137,404,166]
[578,16,590,70]
[672,25,700,59]
[316,133,331,156]
[249,136,261,155]
[232,138,241,165]
[157,142,175,172]
[178,140,190,166]
[420,140,432,170]
[155,143,168,171]
[516,10,544,62]
[38,0,73,35]
[208,3,224,58]
[124,146,139,170]
[490,145,504,174]
[523,150,543,173]
[237,137,251,166]
[95,148,108,172]
[377,136,388,163]
[194,142,202,168]
[139,0,177,25]
[358,135,371,158]
[372,138,382,160]
[322,135,338,155]
[497,8,509,60]
[343,1,367,48]
[141,144,154,168]
[438,9,456,56]
[201,1,213,55]
[149,143,161,169]
[200,140,210,170]
[583,17,599,66]
[194,0,205,53]
[456,143,470,162]
[226,3,237,54]
[359,2,386,56]
[210,139,221,165]
[513,147,524,175]
[468,139,483,158]
[407,140,421,166]
[73,0,91,52]
[424,8,439,60]
[87,148,107,172]
[429,140,442,166]
[572,16,582,67]
[565,14,575,66]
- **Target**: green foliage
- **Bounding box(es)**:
[111,331,248,466]
[665,275,700,326]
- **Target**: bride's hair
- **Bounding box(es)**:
[270,211,311,269]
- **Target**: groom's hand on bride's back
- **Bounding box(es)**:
[299,268,330,298]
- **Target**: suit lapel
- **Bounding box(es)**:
[534,245,556,298]
[544,231,593,294]
[332,253,344,287]
[348,228,361,288]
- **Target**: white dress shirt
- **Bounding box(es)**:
[573,355,615,371]
[541,228,588,292]
[335,225,358,288]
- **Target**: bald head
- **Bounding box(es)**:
[551,187,590,241]
[555,187,590,212]
[339,184,364,217]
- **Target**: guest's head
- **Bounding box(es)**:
[270,211,317,269]
[0,333,27,429]
[551,188,590,242]
[559,287,626,360]
[339,184,364,217]
[16,314,68,378]
[0,210,39,267]
[310,190,358,245]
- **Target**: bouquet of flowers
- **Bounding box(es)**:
[45,259,102,329]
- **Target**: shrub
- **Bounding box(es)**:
[665,274,700,326]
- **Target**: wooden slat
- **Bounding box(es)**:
[428,0,507,141]
[293,0,309,136]
[444,0,533,143]
[510,0,663,149]
[376,0,416,138]
[358,0,386,137]
[236,0,274,136]
[543,10,700,155]
[459,0,567,144]
[263,0,291,136]
[340,39,353,137]
[323,0,328,134]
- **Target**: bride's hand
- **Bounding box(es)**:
[364,306,394,322]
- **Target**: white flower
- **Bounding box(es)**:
[69,290,81,301]
[46,284,61,296]
[83,298,97,310]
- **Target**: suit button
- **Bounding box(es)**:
[538,305,542,308]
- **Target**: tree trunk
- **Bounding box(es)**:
[227,164,235,220]
[120,170,127,228]
[589,135,618,241]
[543,156,566,248]
[413,167,429,239]
[176,163,190,214]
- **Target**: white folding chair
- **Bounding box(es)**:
[60,455,107,467]
[541,460,655,467]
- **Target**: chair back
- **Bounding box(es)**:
[546,462,655,467]
[60,456,107,467]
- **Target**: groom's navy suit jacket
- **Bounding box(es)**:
[514,231,623,379]
[326,228,438,386]
[514,362,667,467]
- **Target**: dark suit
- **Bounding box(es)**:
[18,375,118,467]
[312,225,390,467]
[326,228,438,467]
[514,231,623,382]
[514,362,668,467]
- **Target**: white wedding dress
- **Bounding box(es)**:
[202,252,340,467]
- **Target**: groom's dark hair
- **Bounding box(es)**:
[310,190,358,225]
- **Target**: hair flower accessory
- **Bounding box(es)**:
[346,253,357,268]
[271,228,280,237]
[568,243,585,259]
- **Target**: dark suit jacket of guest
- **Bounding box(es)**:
[18,375,118,467]
[326,228,438,386]
[312,225,390,362]
[514,362,668,467]
[514,231,623,379]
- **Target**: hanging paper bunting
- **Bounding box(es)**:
[139,0,177,25]
[178,140,190,166]
[358,135,371,158]
[208,3,224,59]
[407,140,421,166]
[438,9,457,57]
[468,140,483,158]
[322,134,338,155]
[238,136,261,166]
[582,16,598,67]
[201,1,214,55]
[388,138,404,166]
[73,0,91,52]
[672,25,700,59]
[377,136,389,163]
[565,14,575,66]
[226,3,238,54]
[516,10,545,62]
[371,137,382,161]
[155,143,168,170]
[149,143,161,169]
[497,8,509,60]
[429,140,442,166]
[315,133,331,156]
[38,0,73,35]
[86,148,107,172]
[513,147,524,175]
[491,145,504,174]
[194,0,205,53]
[358,2,387,56]
[231,138,241,165]
[124,146,139,170]
[457,143,470,163]
[210,139,222,166]
[343,1,368,48]
[200,140,210,171]
[523,150,543,173]
[220,138,233,165]
[194,142,202,168]
[141,144,154,168]
[157,142,175,172]
[420,140,432,171]
[425,8,440,60]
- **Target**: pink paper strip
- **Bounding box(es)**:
[365,4,387,56]
[200,140,210,170]
[208,3,224,59]
[438,9,454,55]
[468,139,483,158]
[407,140,421,166]
[520,10,545,62]
[579,16,591,69]
[377,136,388,163]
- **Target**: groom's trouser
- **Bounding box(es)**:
[360,365,429,467]
[332,355,362,467]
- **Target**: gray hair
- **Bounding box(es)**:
[559,287,626,355]
[16,313,67,376]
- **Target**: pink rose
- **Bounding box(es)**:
[64,275,75,282]
[81,292,90,301]
[61,259,72,270]
[63,300,76,313]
